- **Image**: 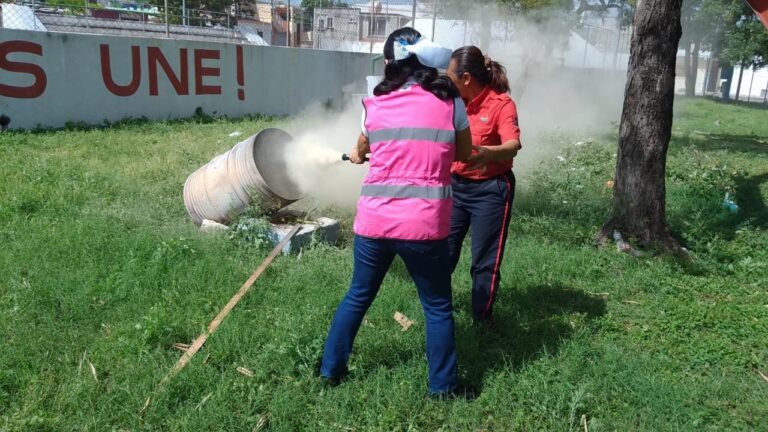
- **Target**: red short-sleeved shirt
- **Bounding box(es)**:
[451,86,521,180]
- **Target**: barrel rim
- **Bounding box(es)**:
[252,128,306,201]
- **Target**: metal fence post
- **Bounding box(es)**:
[369,0,374,53]
[582,25,591,68]
[290,0,293,47]
[384,0,389,38]
[84,0,90,29]
[431,0,437,41]
[165,0,169,37]
[32,0,37,30]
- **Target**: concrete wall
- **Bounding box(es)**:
[728,66,768,101]
[0,29,371,129]
[672,64,768,100]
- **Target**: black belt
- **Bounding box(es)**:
[451,172,512,184]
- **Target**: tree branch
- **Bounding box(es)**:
[576,0,624,15]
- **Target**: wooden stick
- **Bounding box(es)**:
[758,370,768,384]
[159,225,301,387]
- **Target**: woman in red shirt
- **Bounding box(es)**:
[446,46,521,325]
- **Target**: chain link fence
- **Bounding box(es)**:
[1,0,631,68]
[1,0,293,45]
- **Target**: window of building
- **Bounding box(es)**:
[367,16,387,37]
[374,17,386,36]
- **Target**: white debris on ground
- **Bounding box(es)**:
[202,213,340,255]
[269,217,340,255]
[201,219,230,232]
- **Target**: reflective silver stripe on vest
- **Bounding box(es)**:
[361,184,452,200]
[368,128,455,145]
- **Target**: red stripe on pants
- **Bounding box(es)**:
[483,175,512,318]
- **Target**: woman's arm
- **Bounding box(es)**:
[349,133,370,164]
[470,139,521,161]
[455,127,472,162]
[466,99,521,168]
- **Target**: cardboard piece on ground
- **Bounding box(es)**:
[393,311,415,331]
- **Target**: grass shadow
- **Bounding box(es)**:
[707,97,768,110]
[674,132,768,156]
[670,171,768,245]
[455,283,607,391]
[342,283,606,395]
[707,172,768,237]
[733,172,768,229]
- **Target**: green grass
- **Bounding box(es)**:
[1,99,767,431]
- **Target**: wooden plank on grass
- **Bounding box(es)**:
[156,225,301,390]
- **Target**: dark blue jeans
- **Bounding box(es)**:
[448,171,516,321]
[321,235,458,394]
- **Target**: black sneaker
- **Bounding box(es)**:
[471,316,494,330]
[429,383,478,401]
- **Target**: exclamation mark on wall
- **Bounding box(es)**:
[236,45,245,101]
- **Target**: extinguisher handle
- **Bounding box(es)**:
[341,153,369,163]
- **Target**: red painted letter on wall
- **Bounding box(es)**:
[100,44,141,97]
[194,49,221,95]
[148,47,189,96]
[0,41,47,99]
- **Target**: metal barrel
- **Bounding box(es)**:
[183,128,303,226]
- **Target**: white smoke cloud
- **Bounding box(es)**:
[282,4,628,210]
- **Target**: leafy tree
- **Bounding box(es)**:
[58,0,104,15]
[722,9,768,100]
[161,0,234,25]
[678,0,747,97]
[574,0,635,26]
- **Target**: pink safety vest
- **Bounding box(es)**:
[354,84,456,240]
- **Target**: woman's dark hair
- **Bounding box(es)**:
[451,45,510,94]
[373,27,457,100]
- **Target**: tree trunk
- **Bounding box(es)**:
[691,40,699,95]
[735,63,745,101]
[706,52,720,94]
[684,41,695,97]
[597,0,684,252]
[479,15,492,52]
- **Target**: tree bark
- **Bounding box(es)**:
[597,0,684,252]
[735,63,745,101]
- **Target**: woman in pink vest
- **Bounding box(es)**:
[320,27,473,398]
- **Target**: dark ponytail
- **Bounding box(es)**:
[451,45,510,94]
[374,27,458,101]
